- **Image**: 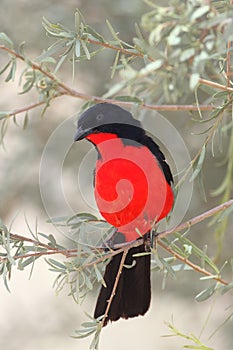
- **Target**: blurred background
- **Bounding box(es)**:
[0,0,232,349]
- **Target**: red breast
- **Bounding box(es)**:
[88,134,174,242]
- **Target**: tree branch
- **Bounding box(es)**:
[4,93,65,118]
[2,46,232,97]
[1,37,233,118]
[0,45,215,113]
[101,248,128,327]
[9,232,54,249]
[158,241,229,286]
[84,38,233,96]
[0,232,79,262]
[158,199,233,240]
[199,78,233,93]
[0,249,78,262]
[1,199,232,285]
[86,37,151,61]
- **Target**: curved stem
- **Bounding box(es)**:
[0,45,216,114]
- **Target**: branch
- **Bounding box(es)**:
[83,37,233,95]
[9,232,54,249]
[158,199,233,240]
[101,248,128,327]
[0,45,214,113]
[85,39,233,96]
[1,199,232,285]
[1,38,233,117]
[199,78,233,93]
[158,241,229,286]
[4,93,65,118]
[86,37,152,61]
[12,248,79,260]
[6,101,47,117]
[0,232,79,262]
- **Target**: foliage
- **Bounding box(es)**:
[1,0,233,349]
[163,321,215,350]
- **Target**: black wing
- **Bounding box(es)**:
[139,134,173,185]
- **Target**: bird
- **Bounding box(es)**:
[74,102,174,326]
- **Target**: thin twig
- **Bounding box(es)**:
[2,46,233,98]
[0,45,215,113]
[101,248,129,327]
[158,199,233,240]
[9,232,55,250]
[0,199,233,284]
[85,240,143,267]
[1,199,232,278]
[5,93,64,118]
[14,249,78,260]
[7,98,215,117]
[86,37,152,61]
[6,101,47,117]
[0,232,79,262]
[158,240,228,285]
[199,78,233,93]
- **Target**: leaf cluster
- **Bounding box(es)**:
[139,0,233,100]
[0,214,113,302]
[164,321,214,350]
[0,218,63,290]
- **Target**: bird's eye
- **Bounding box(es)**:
[96,113,104,122]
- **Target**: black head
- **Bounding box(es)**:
[74,103,173,184]
[74,103,144,142]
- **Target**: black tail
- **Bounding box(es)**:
[94,243,151,326]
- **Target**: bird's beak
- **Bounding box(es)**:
[74,126,90,141]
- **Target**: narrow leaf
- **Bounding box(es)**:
[0,32,14,48]
[195,284,216,302]
[106,19,121,44]
[20,256,38,269]
[190,73,200,90]
[103,81,127,98]
[54,54,68,74]
[115,95,143,103]
[75,10,80,32]
[217,203,233,223]
[23,112,29,130]
[0,60,12,75]
[0,112,8,120]
[5,60,16,82]
[46,258,66,270]
[75,39,81,58]
[220,282,233,295]
[111,50,120,79]
[139,59,163,75]
[36,40,66,62]
[190,145,206,182]
[180,48,195,62]
[191,6,209,22]
[80,40,91,60]
[0,119,9,144]
[85,25,105,43]
[197,170,207,202]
